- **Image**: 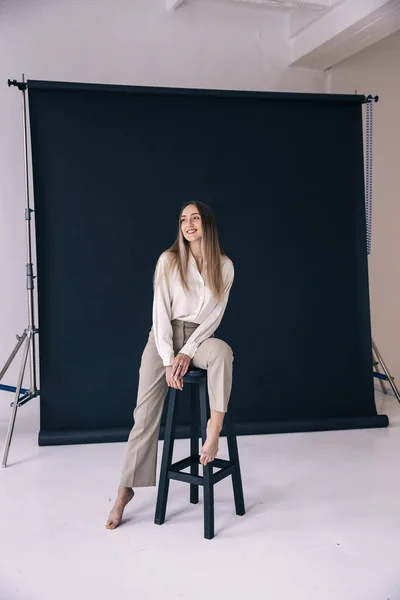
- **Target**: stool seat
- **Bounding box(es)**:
[185,368,206,375]
[154,367,245,540]
[182,367,207,382]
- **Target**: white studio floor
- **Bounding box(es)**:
[1,387,400,600]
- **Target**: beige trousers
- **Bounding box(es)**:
[120,319,234,488]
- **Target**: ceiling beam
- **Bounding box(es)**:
[295,0,330,6]
[275,0,329,6]
[290,0,400,69]
[165,0,185,10]
[228,0,328,8]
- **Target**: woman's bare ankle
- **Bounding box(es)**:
[117,486,134,501]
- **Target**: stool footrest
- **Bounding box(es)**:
[169,456,194,473]
[213,463,236,484]
[168,471,203,485]
[168,456,236,486]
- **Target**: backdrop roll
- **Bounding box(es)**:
[25,80,388,445]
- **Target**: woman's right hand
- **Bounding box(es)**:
[166,366,183,391]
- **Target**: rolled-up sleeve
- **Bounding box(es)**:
[179,260,234,359]
[152,253,175,367]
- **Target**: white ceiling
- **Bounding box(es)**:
[166,0,400,69]
[167,0,333,11]
[192,0,331,9]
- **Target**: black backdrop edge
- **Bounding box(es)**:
[38,414,389,446]
[28,78,367,104]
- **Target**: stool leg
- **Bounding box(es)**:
[199,381,214,540]
[225,411,245,516]
[155,388,178,526]
[190,384,199,505]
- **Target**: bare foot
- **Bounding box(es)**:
[106,486,134,530]
[200,419,221,466]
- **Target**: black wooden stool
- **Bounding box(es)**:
[154,367,245,539]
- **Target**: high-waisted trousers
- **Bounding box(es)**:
[120,318,234,488]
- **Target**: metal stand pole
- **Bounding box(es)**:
[1,74,40,467]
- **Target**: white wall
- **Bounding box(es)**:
[331,30,400,390]
[0,0,326,388]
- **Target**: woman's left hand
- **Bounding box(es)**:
[171,352,191,382]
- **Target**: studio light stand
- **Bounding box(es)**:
[364,94,400,404]
[0,75,40,467]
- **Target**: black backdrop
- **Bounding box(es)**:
[27,80,388,446]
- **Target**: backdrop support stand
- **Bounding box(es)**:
[1,75,40,467]
[363,94,399,405]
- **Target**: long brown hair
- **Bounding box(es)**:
[154,201,228,304]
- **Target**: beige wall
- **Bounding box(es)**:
[331,31,400,390]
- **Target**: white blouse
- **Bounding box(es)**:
[152,251,235,366]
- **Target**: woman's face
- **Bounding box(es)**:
[181,204,203,242]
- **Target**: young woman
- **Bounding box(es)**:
[106,201,234,529]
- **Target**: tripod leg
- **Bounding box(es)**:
[0,332,27,384]
[372,339,400,404]
[372,347,387,395]
[2,334,31,468]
